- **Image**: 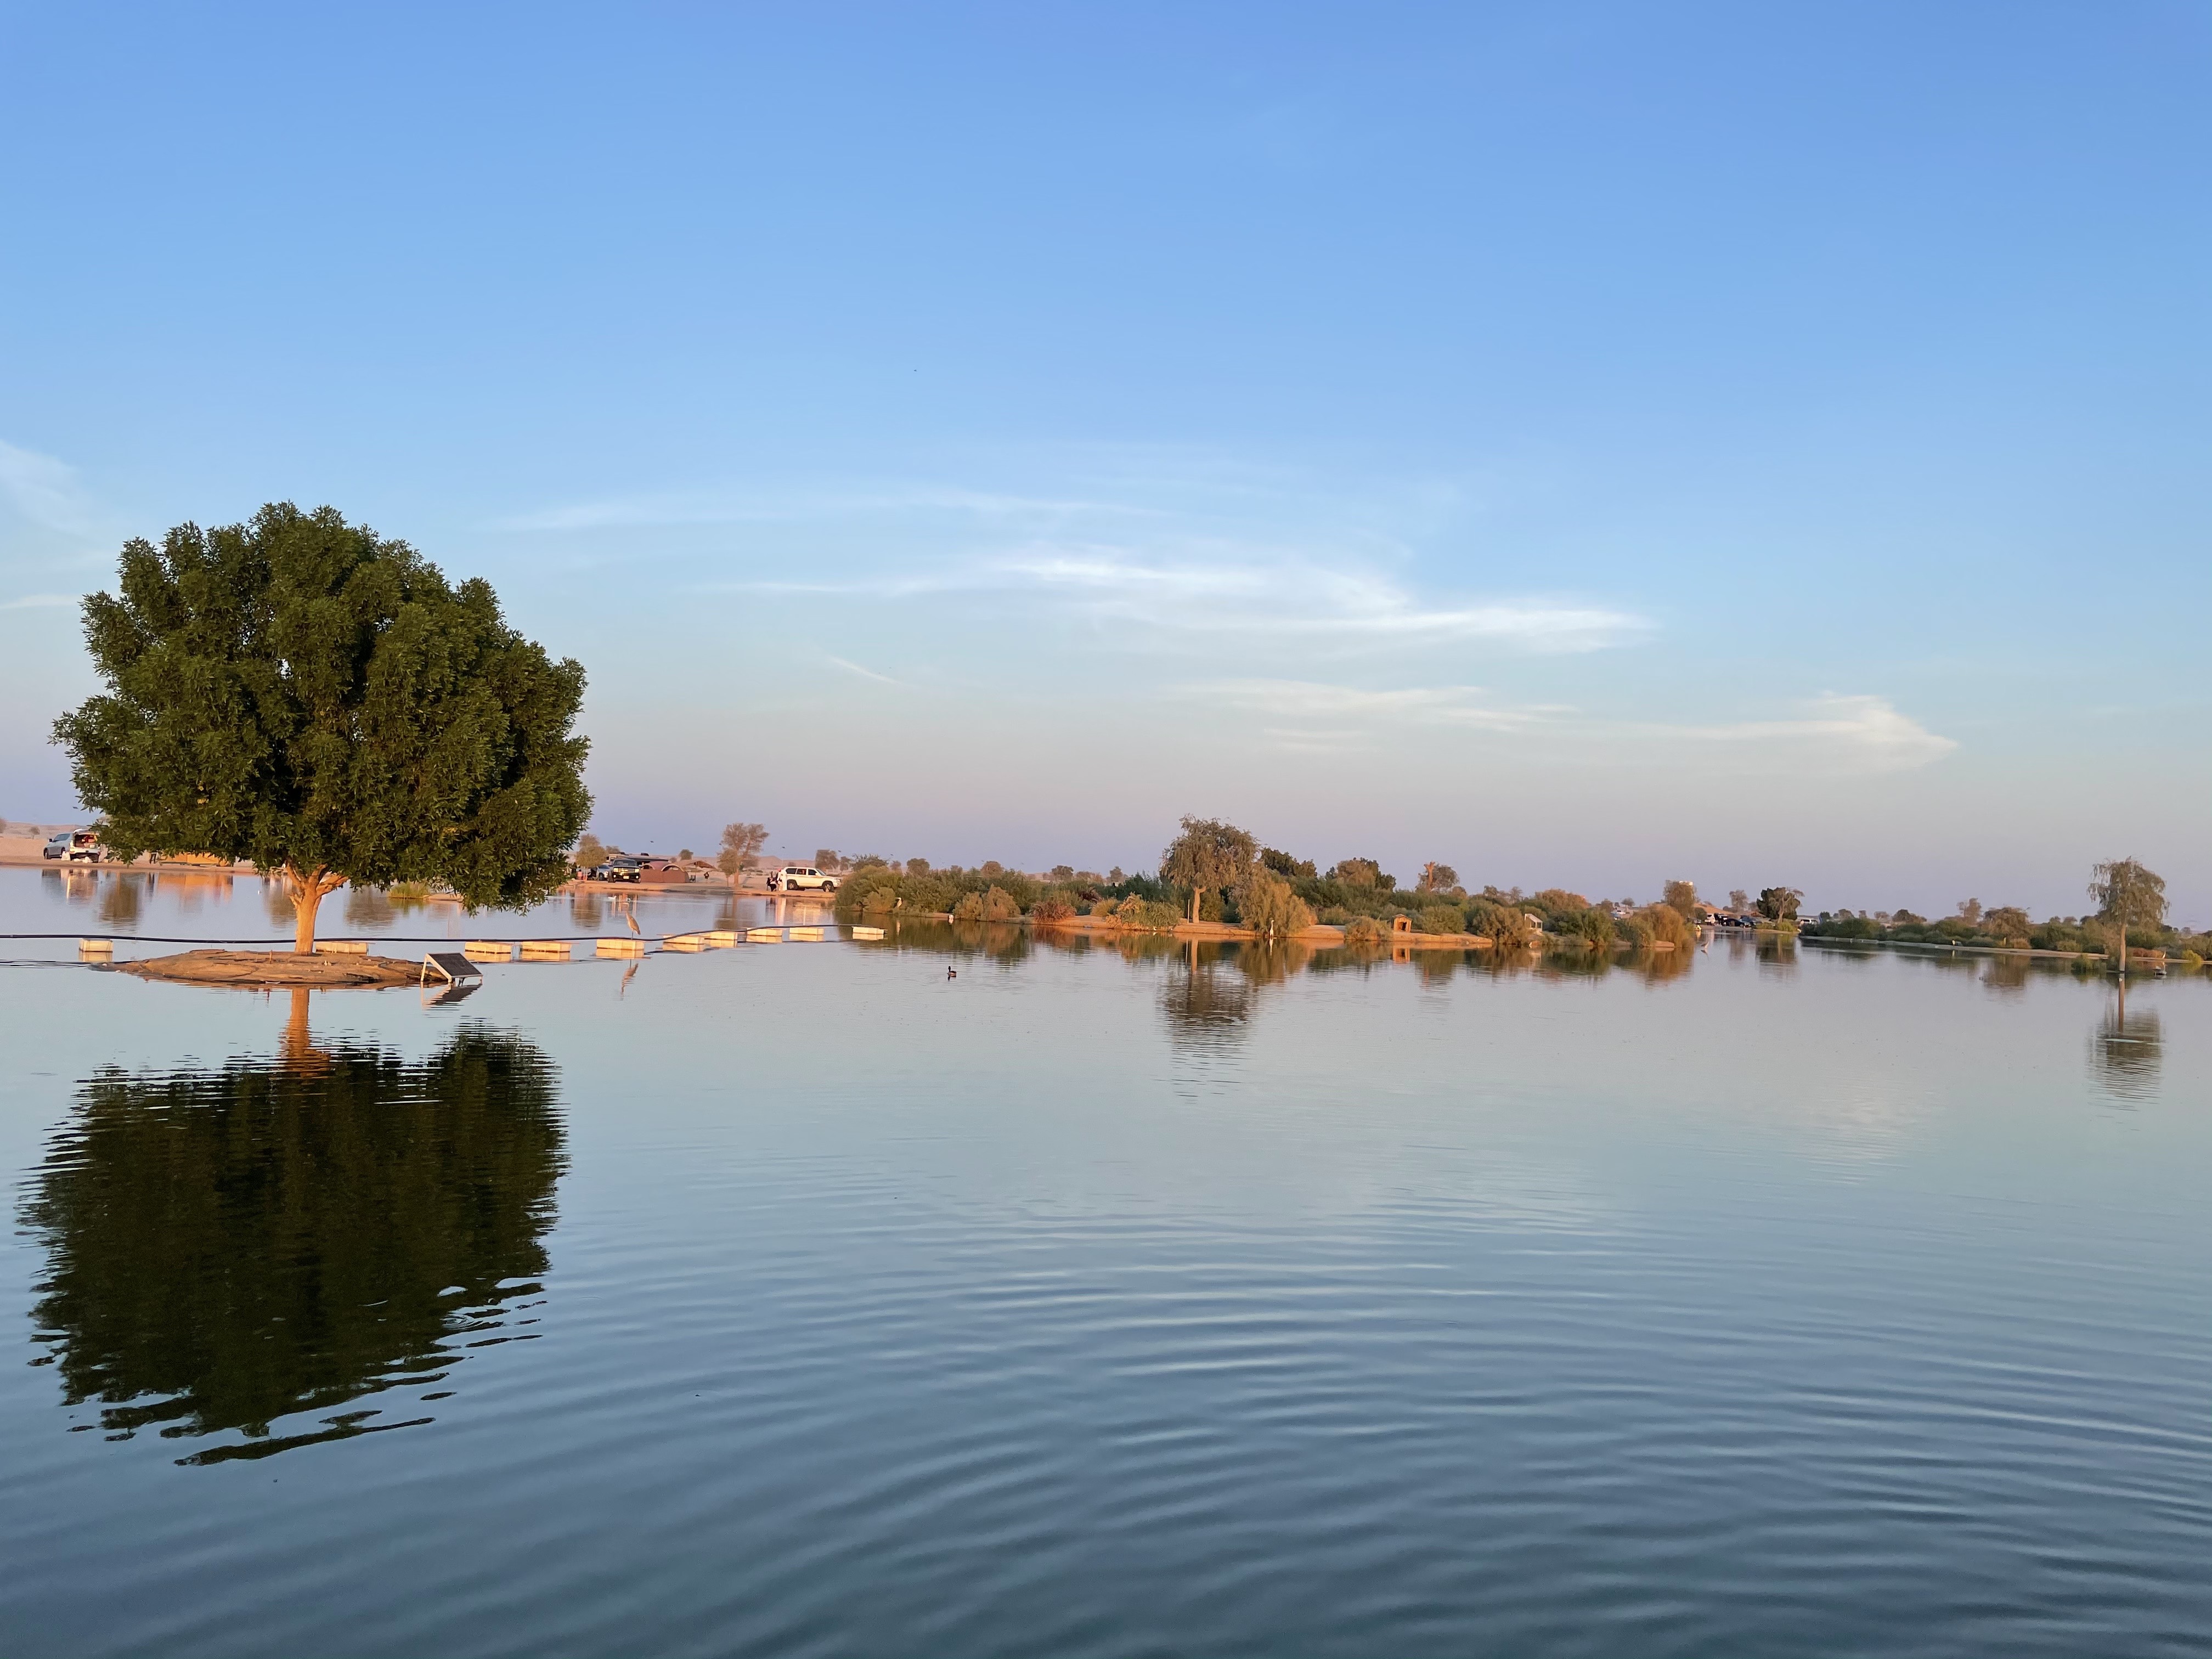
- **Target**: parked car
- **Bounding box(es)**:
[58,830,105,863]
[43,832,69,859]
[593,856,648,883]
[768,864,838,893]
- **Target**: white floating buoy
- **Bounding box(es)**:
[520,940,574,960]
[850,926,885,941]
[78,938,114,957]
[701,930,737,947]
[746,928,783,943]
[596,937,646,957]
[315,939,368,955]
[787,926,824,943]
[464,941,516,961]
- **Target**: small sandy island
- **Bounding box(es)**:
[120,950,424,988]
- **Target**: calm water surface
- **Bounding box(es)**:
[1,867,2207,1656]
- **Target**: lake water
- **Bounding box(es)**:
[1,866,2207,1657]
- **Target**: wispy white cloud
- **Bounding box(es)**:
[495,486,1164,533]
[0,441,105,538]
[1635,695,1959,769]
[1,592,81,611]
[709,549,1646,652]
[1183,681,1956,770]
[1182,678,1560,732]
[823,654,903,686]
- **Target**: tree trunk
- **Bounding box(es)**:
[2117,920,2127,979]
[1189,887,1202,924]
[284,864,343,952]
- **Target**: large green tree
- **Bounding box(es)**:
[54,504,591,951]
[1160,815,1257,923]
[2090,856,2166,975]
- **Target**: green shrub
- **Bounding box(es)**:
[1633,902,1694,950]
[950,891,986,922]
[1240,868,1316,936]
[1029,894,1076,926]
[1341,915,1386,947]
[1464,900,1533,947]
[1816,915,1878,940]
[1089,898,1119,918]
[1562,905,1616,947]
[1418,904,1465,935]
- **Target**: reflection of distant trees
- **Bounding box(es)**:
[1160,953,1252,1049]
[97,874,146,930]
[947,921,1032,964]
[263,875,298,927]
[343,884,397,928]
[2090,990,2162,1101]
[21,1028,565,1464]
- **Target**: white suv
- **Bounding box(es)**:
[768,864,837,892]
[53,829,106,862]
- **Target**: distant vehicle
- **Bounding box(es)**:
[768,864,838,893]
[593,856,648,883]
[57,829,105,863]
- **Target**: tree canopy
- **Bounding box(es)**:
[53,504,590,950]
[1755,886,1803,922]
[2090,857,2166,932]
[1160,816,1257,923]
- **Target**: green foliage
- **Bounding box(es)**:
[1029,894,1076,926]
[1662,878,1699,919]
[1160,816,1258,922]
[1115,897,1183,932]
[1328,857,1395,891]
[1817,915,1880,940]
[1755,886,1803,922]
[2091,857,2167,932]
[1556,905,1616,947]
[573,833,606,871]
[53,505,590,943]
[1632,902,1694,950]
[1417,904,1466,935]
[1417,862,1459,894]
[1239,867,1316,935]
[1340,915,1386,948]
[1260,847,1317,880]
[1465,900,1534,947]
[1528,888,1589,926]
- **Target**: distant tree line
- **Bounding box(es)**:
[1801,857,2202,963]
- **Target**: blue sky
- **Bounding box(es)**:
[2,3,2205,920]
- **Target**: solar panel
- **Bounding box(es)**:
[422,951,483,984]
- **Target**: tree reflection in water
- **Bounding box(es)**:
[97,873,146,930]
[2090,983,2162,1101]
[20,1019,565,1464]
[343,883,398,928]
[1160,942,1254,1050]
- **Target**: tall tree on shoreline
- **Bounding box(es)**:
[1160,816,1257,924]
[718,821,768,877]
[53,504,591,951]
[2090,856,2166,977]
